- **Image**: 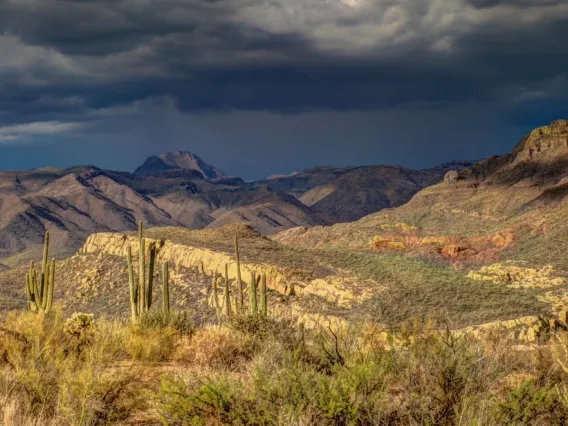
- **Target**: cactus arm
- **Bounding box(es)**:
[45,259,55,314]
[41,262,50,311]
[26,262,35,304]
[40,231,49,301]
[32,264,41,309]
[223,263,231,317]
[147,244,156,310]
[235,236,244,312]
[213,275,221,320]
[127,245,138,321]
[139,237,146,313]
[162,262,170,320]
[25,273,33,301]
[260,272,267,317]
[249,270,258,315]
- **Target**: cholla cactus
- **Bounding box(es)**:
[63,313,96,338]
[64,313,96,353]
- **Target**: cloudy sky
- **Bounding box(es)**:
[0,0,566,179]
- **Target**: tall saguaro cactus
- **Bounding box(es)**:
[223,263,231,317]
[127,220,158,323]
[212,275,221,322]
[127,245,138,321]
[162,262,170,320]
[138,222,146,311]
[235,235,244,312]
[260,272,268,317]
[249,270,258,315]
[25,232,55,314]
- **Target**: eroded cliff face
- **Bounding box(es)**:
[511,119,568,165]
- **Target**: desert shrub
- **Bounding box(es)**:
[155,374,273,425]
[138,309,195,336]
[254,359,390,425]
[174,326,255,370]
[227,315,296,347]
[376,320,489,425]
[123,326,177,362]
[493,379,568,425]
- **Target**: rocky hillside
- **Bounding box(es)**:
[273,119,568,322]
[0,224,548,337]
[0,152,467,267]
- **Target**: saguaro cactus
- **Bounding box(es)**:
[138,222,146,311]
[126,220,158,322]
[127,245,138,321]
[223,263,231,317]
[249,270,258,315]
[235,235,244,312]
[212,275,221,322]
[25,232,55,314]
[162,262,170,320]
[260,272,268,317]
[147,243,156,309]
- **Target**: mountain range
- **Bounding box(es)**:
[0,150,472,267]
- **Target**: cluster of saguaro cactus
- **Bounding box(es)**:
[25,231,55,314]
[250,271,268,317]
[212,235,268,319]
[126,221,170,323]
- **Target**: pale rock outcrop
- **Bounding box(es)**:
[79,232,381,307]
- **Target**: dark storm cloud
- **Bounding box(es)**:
[0,0,567,175]
[0,0,567,120]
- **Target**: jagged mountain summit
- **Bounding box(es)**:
[134,151,227,179]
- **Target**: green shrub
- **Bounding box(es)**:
[155,374,273,425]
[494,379,568,425]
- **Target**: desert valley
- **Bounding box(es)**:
[1,120,568,424]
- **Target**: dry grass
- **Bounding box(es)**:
[2,308,568,425]
[174,326,254,370]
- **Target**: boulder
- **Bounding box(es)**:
[444,170,459,184]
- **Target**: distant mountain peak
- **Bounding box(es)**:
[134,151,226,179]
